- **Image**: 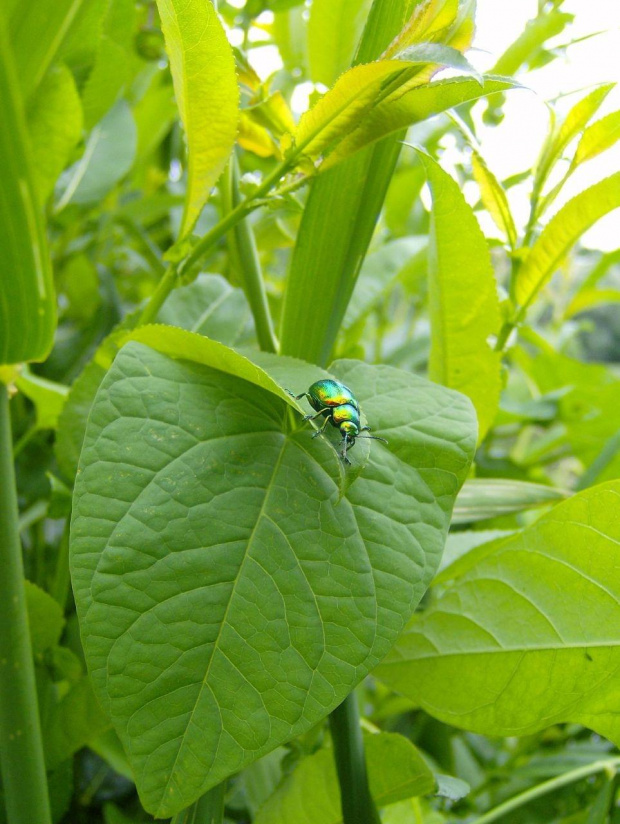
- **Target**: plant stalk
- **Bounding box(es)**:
[171,782,226,824]
[329,692,381,824]
[0,384,52,824]
[475,756,620,824]
[222,154,278,353]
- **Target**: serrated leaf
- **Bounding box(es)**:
[254,733,435,824]
[0,18,56,365]
[322,76,516,171]
[27,64,83,203]
[536,84,614,190]
[308,0,373,87]
[155,0,239,239]
[293,60,408,160]
[70,341,475,816]
[452,479,569,525]
[418,151,501,441]
[382,0,460,59]
[377,482,620,745]
[471,150,517,248]
[574,110,620,167]
[396,43,481,84]
[515,172,620,310]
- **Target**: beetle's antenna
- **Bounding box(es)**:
[356,435,388,444]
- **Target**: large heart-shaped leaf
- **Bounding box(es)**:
[70,338,475,816]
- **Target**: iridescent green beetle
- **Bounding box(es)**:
[287,379,387,464]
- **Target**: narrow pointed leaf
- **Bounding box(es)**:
[0,19,56,365]
[382,0,460,58]
[515,172,620,310]
[471,150,517,247]
[70,341,475,816]
[377,482,620,747]
[419,151,502,441]
[155,0,239,238]
[322,77,516,171]
[574,110,620,167]
[395,43,482,84]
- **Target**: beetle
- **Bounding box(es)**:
[287,379,387,464]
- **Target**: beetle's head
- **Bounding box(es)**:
[339,420,359,442]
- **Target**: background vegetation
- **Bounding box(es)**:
[1,0,620,822]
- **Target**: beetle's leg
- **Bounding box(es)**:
[311,416,331,438]
[340,435,352,465]
[303,408,329,421]
[360,425,371,433]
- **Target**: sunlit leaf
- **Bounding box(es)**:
[471,150,517,247]
[574,110,620,167]
[418,151,501,441]
[322,77,516,171]
[155,0,239,238]
[516,172,620,310]
[377,482,620,747]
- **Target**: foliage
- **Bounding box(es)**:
[1,0,620,823]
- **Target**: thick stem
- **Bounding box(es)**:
[475,757,620,824]
[171,782,226,824]
[0,384,52,824]
[329,693,381,824]
[223,155,278,353]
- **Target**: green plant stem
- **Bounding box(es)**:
[138,263,178,325]
[222,155,278,353]
[475,757,620,824]
[0,384,52,824]
[329,693,381,824]
[171,782,226,824]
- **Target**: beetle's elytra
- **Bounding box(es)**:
[287,379,387,464]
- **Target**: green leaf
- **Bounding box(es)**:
[70,340,475,816]
[376,482,620,745]
[471,150,517,248]
[155,0,239,239]
[55,99,137,209]
[452,479,569,525]
[293,60,409,160]
[435,774,470,801]
[0,18,56,366]
[395,43,482,84]
[55,277,251,482]
[8,0,101,99]
[418,151,501,441]
[308,0,373,87]
[322,76,516,172]
[535,84,614,193]
[44,677,111,769]
[491,10,574,76]
[381,0,461,58]
[26,64,83,203]
[254,733,435,824]
[574,110,620,167]
[24,581,64,657]
[14,367,69,430]
[515,172,620,310]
